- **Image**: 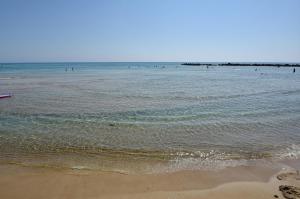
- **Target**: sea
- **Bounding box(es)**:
[0,62,300,173]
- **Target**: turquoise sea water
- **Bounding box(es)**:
[0,62,300,173]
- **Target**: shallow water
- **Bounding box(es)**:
[0,62,300,173]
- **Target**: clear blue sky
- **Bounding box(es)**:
[0,0,299,62]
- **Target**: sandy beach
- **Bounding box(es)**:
[0,160,299,199]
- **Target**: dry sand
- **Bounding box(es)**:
[0,161,299,199]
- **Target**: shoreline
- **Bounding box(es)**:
[0,154,297,175]
[0,159,299,199]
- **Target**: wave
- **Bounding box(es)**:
[1,142,300,174]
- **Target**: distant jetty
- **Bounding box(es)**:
[182,62,300,67]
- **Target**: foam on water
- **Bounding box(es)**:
[277,144,300,160]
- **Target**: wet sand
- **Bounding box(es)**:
[0,161,299,199]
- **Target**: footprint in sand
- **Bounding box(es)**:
[277,171,300,181]
[279,185,300,199]
[277,171,300,199]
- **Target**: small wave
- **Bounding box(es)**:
[1,137,300,174]
[141,149,266,173]
[276,144,300,160]
[153,157,248,173]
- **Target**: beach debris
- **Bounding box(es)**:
[279,185,300,199]
[274,194,279,198]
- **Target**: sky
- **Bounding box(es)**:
[0,0,299,62]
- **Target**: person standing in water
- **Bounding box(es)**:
[293,68,296,73]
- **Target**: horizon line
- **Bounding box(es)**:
[1,61,300,64]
